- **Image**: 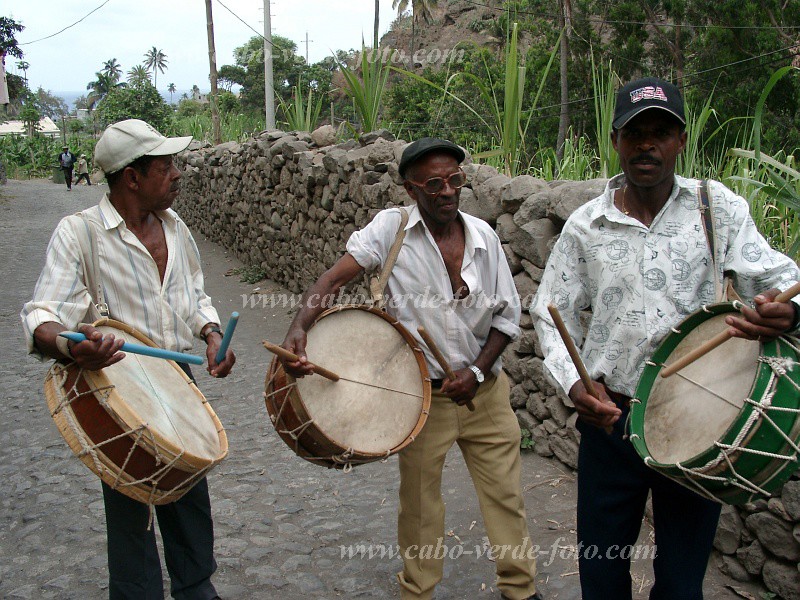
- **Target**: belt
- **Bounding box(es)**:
[430,378,443,389]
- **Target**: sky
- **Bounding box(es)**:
[5,0,399,95]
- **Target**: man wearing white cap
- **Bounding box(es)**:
[22,119,235,599]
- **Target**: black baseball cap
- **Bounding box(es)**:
[613,77,685,129]
[399,137,465,178]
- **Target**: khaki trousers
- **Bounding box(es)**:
[397,372,537,600]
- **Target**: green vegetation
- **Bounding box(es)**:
[2,3,798,261]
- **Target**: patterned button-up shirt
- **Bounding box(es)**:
[22,194,220,357]
[531,174,800,397]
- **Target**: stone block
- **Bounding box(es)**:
[782,480,800,521]
[714,505,743,554]
[510,218,558,268]
[736,540,767,576]
[496,213,518,242]
[501,175,548,214]
[745,512,800,561]
[762,558,800,600]
[549,434,578,469]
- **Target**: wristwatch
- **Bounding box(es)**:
[468,364,484,384]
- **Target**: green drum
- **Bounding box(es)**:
[629,302,800,505]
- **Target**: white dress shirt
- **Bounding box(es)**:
[347,204,521,378]
[531,174,800,397]
[22,194,220,357]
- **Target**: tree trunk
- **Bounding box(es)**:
[205,0,221,144]
[374,0,380,50]
[556,0,572,165]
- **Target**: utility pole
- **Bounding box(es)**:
[303,31,314,64]
[263,0,275,129]
[205,0,221,144]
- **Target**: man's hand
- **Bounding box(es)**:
[568,379,621,429]
[204,332,236,378]
[280,326,316,378]
[725,288,797,342]
[439,368,479,406]
[69,323,126,371]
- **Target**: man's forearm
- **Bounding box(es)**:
[472,328,512,375]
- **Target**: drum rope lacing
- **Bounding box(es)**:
[49,363,217,525]
[639,350,800,503]
[264,370,403,473]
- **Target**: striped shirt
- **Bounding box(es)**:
[347,205,521,378]
[22,193,220,358]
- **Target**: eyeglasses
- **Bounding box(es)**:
[406,169,467,195]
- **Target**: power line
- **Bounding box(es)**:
[20,0,113,45]
[215,0,277,50]
[461,0,800,30]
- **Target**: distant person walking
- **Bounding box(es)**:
[58,145,77,191]
[75,154,91,186]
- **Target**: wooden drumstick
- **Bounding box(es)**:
[262,341,340,382]
[547,304,613,435]
[661,281,800,378]
[417,326,476,412]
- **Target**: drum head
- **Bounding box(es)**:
[96,324,221,462]
[296,308,426,454]
[644,313,759,464]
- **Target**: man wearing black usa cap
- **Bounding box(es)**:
[531,78,800,598]
[281,138,541,599]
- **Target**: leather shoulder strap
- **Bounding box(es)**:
[370,207,410,309]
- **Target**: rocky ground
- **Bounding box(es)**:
[0,179,766,599]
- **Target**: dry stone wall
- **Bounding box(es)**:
[174,127,800,598]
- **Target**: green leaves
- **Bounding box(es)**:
[336,45,391,135]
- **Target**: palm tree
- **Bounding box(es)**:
[86,72,117,109]
[16,60,29,84]
[167,82,177,104]
[392,0,438,60]
[127,64,151,86]
[144,47,168,90]
[102,58,123,83]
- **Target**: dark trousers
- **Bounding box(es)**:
[62,167,73,189]
[576,408,721,600]
[102,479,218,600]
[76,172,91,185]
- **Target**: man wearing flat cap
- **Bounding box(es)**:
[531,77,800,598]
[22,119,235,599]
[281,138,541,599]
[58,144,77,191]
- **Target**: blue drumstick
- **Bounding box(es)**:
[215,312,239,363]
[59,332,204,365]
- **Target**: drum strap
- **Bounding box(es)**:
[698,180,740,302]
[68,212,110,318]
[370,207,410,309]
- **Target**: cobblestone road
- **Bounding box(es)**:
[0,179,763,599]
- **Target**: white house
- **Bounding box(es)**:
[0,116,61,138]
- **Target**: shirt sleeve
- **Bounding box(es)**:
[714,181,800,300]
[530,224,588,395]
[20,219,93,360]
[183,224,221,337]
[489,233,521,341]
[345,209,403,271]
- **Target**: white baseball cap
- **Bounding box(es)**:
[94,119,192,174]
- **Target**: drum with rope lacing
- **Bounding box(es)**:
[264,304,431,471]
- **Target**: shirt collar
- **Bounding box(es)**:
[97,192,178,232]
[405,203,487,255]
[592,173,691,225]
